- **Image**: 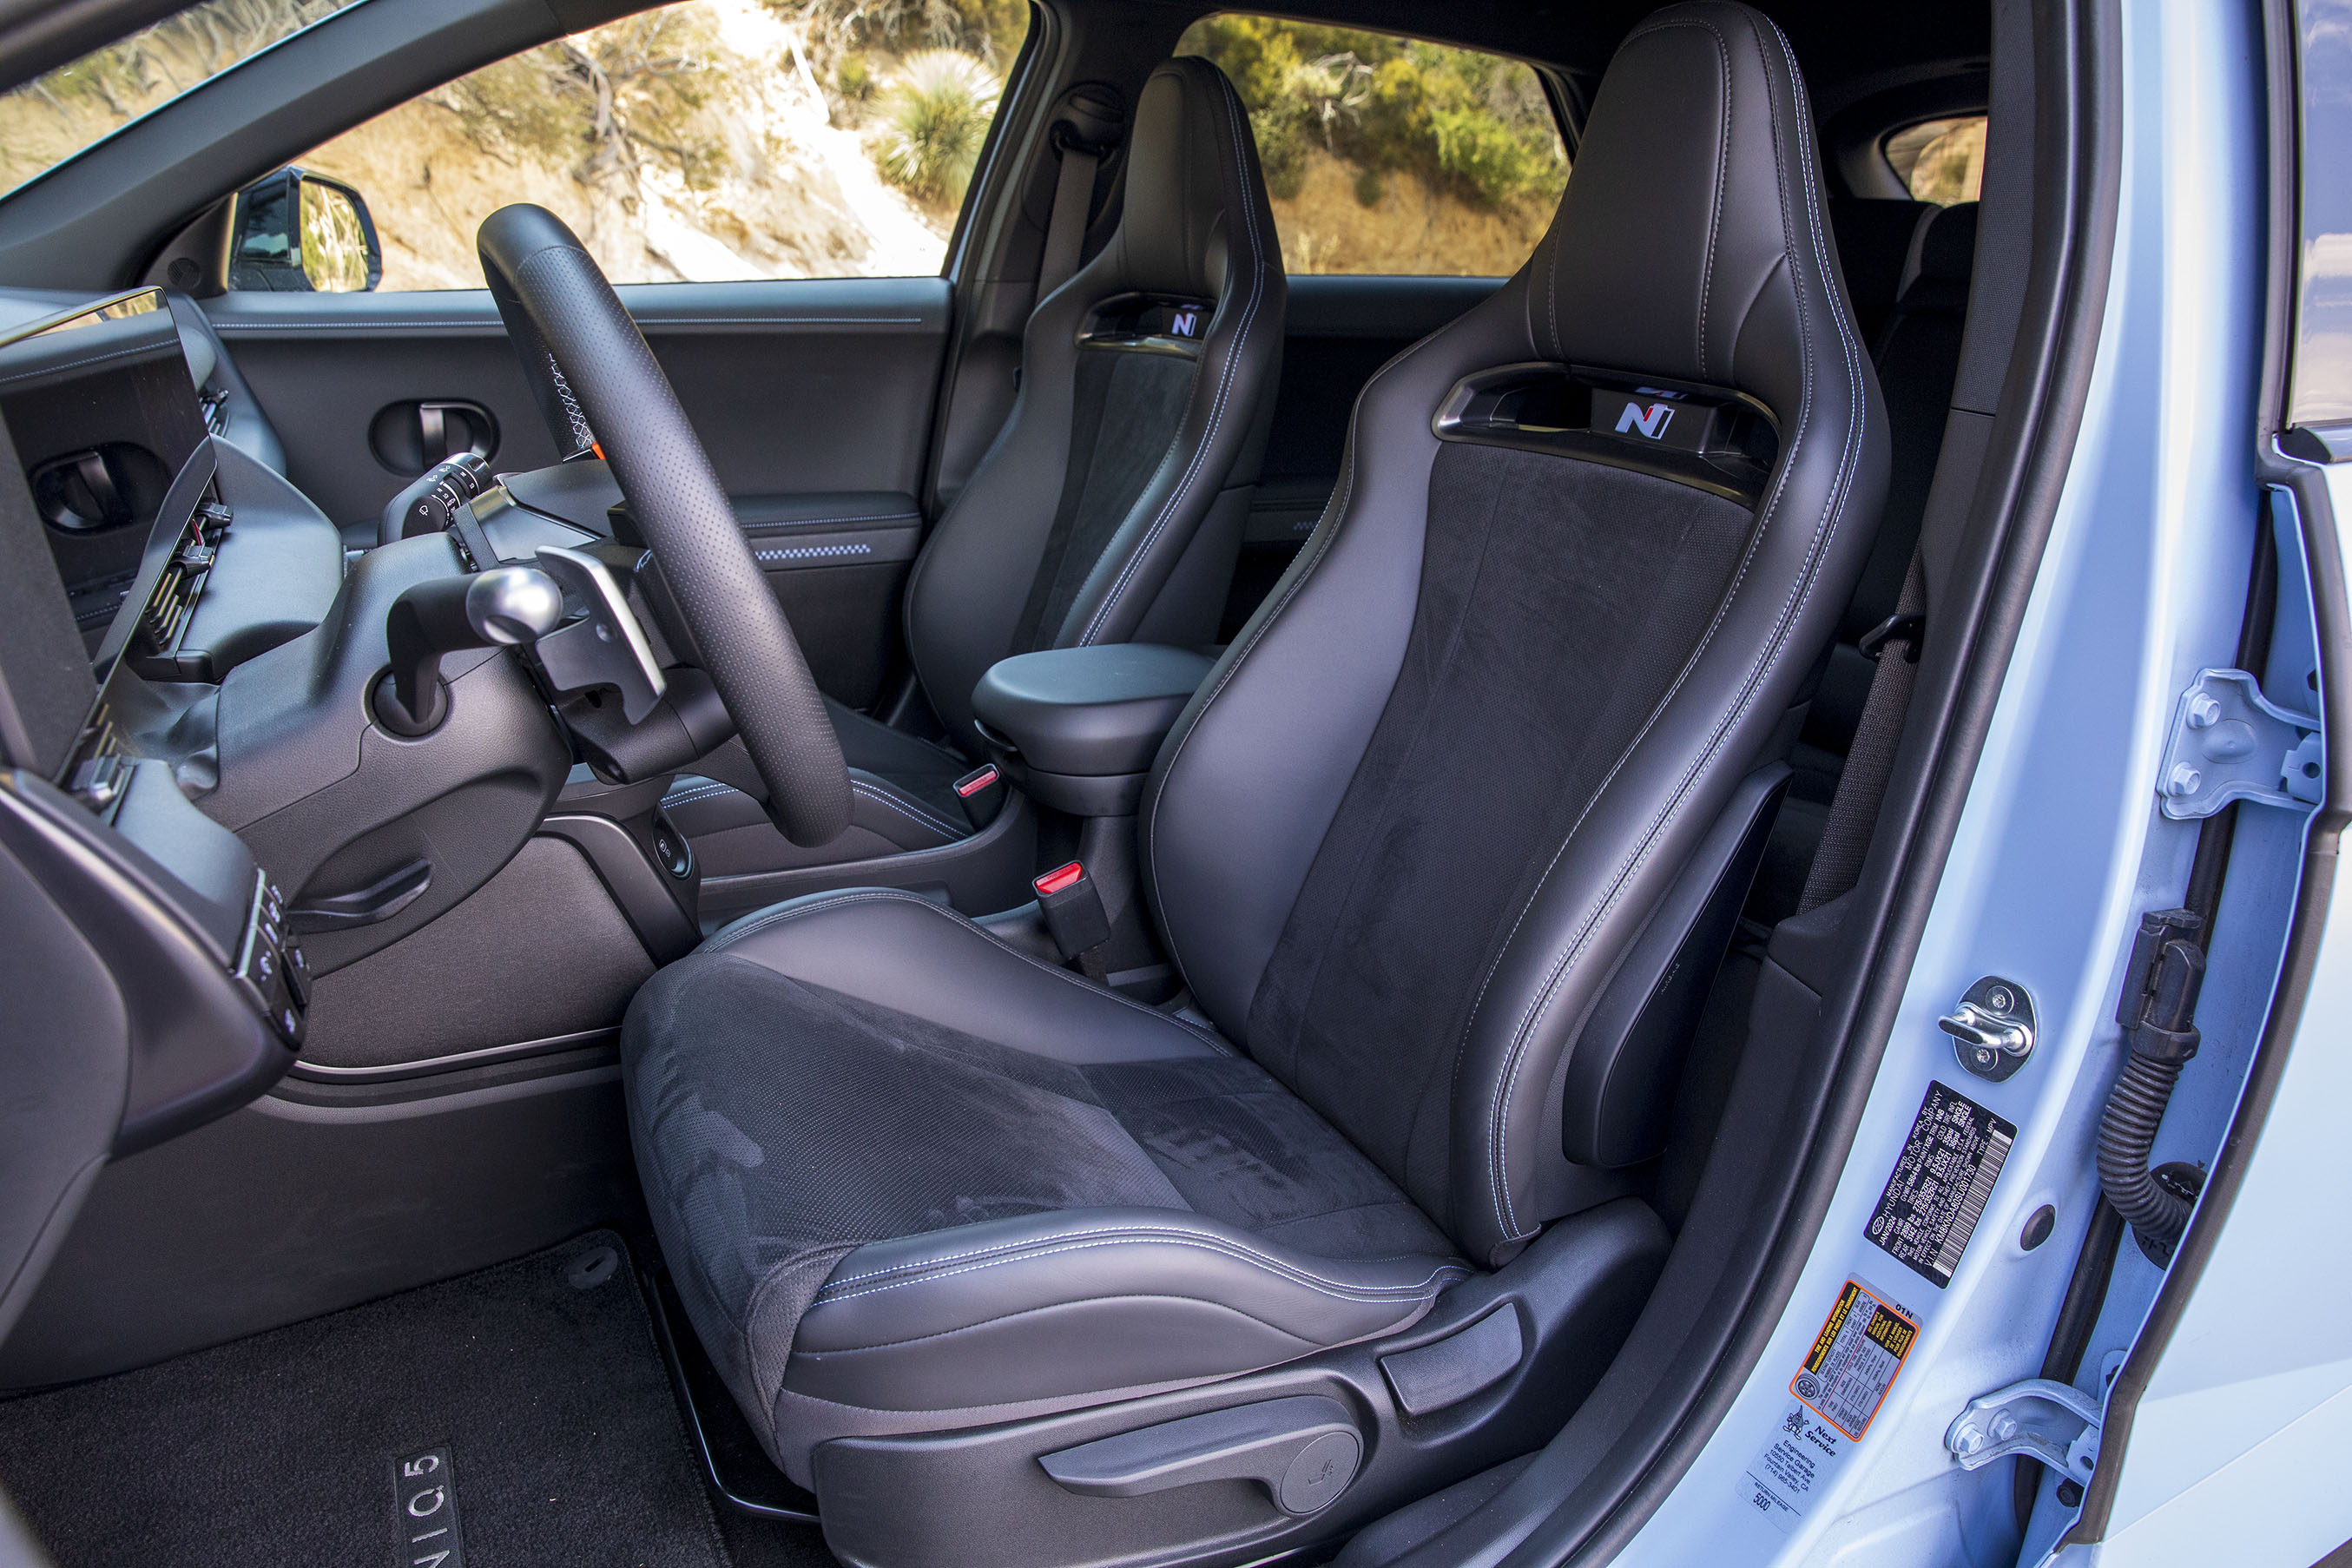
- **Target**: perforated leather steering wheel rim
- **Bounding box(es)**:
[476,204,850,847]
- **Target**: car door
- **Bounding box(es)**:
[196,0,1036,712]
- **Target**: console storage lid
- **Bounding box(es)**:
[971,644,1214,779]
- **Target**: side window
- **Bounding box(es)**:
[1176,16,1568,277]
[255,0,1028,291]
[1884,115,1986,206]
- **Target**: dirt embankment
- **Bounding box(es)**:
[300,0,949,290]
[1268,147,1555,276]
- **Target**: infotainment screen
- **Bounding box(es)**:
[0,289,210,650]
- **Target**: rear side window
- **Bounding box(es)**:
[1176,15,1568,277]
[1885,115,1986,205]
[261,0,1029,290]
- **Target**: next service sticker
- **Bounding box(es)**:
[1741,1277,1920,1533]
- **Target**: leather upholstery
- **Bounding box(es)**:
[626,890,1460,1483]
[906,56,1285,749]
[623,0,1883,1487]
[670,55,1284,865]
[1145,3,1886,1264]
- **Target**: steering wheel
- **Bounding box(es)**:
[477,204,850,847]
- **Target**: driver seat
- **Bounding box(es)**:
[625,3,1883,1552]
[667,56,1285,872]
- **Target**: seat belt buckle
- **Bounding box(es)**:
[1034,861,1112,968]
[953,763,1001,800]
[1859,610,1926,662]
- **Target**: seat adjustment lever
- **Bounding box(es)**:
[1038,1394,1363,1517]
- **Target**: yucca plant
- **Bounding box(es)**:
[875,49,998,205]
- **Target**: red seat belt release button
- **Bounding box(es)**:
[1033,860,1111,960]
[953,764,1000,799]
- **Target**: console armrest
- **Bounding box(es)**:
[971,645,1215,815]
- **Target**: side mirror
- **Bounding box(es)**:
[228,167,381,293]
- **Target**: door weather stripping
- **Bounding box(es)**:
[2155,669,2322,820]
[1943,1378,2103,1484]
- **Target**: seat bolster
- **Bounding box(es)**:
[787,1207,1466,1413]
[703,887,1229,1065]
[666,771,967,851]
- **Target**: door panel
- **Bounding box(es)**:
[205,278,951,526]
[1223,274,1504,634]
[205,277,951,707]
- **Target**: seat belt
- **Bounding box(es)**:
[1799,550,1926,913]
[1036,129,1100,303]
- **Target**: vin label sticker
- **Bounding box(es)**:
[394,1447,464,1567]
[1865,1080,2015,1288]
[1741,1278,1920,1533]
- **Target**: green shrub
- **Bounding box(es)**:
[1177,14,1565,212]
[1430,109,1548,207]
[877,49,999,204]
[838,52,873,101]
[1354,166,1384,207]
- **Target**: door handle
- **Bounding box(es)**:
[370,400,498,476]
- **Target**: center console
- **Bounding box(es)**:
[967,643,1216,999]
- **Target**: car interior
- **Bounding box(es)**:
[0,0,2067,1561]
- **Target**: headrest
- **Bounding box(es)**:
[1525,2,1855,424]
[1901,201,1980,295]
[1102,56,1274,301]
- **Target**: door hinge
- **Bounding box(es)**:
[1943,1378,2103,1483]
[2156,669,2322,820]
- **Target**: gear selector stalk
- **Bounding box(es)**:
[373,566,564,736]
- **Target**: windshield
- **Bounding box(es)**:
[0,0,366,201]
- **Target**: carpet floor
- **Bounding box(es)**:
[0,1230,750,1567]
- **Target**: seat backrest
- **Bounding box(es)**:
[906,57,1285,748]
[1842,201,1977,640]
[1828,196,1936,348]
[1142,2,1887,1267]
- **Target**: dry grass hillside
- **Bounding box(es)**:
[302,0,999,287]
[1268,148,1552,276]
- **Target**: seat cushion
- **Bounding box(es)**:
[623,890,1465,1484]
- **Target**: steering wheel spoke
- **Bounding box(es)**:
[477,204,851,847]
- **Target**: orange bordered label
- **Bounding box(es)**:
[1791,1277,1918,1441]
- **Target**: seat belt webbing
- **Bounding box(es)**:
[1037,140,1098,303]
[1799,550,1927,914]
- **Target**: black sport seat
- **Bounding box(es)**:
[624,3,1884,1548]
[667,56,1286,872]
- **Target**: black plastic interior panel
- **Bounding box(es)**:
[0,1064,640,1390]
[201,280,951,531]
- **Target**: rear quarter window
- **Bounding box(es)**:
[1177,15,1568,277]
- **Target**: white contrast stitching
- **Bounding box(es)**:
[850,781,963,839]
[702,887,1230,1049]
[1474,15,1869,1242]
[813,1231,1466,1305]
[1074,68,1269,647]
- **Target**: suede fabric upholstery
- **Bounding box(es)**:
[1144,3,1887,1262]
[623,891,1460,1479]
[1246,445,1758,1224]
[622,0,1886,1493]
[662,55,1283,869]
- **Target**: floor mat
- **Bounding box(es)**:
[0,1231,730,1568]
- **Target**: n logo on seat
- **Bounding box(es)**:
[1614,400,1677,440]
